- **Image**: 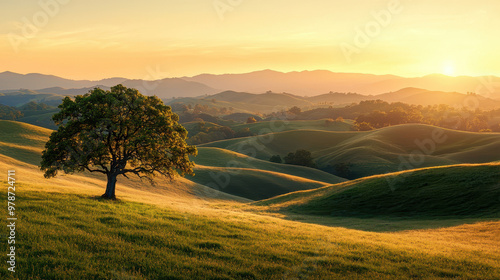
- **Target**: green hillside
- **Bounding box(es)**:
[18,109,59,130]
[0,189,497,279]
[190,166,331,201]
[203,124,500,178]
[188,147,345,200]
[257,163,500,218]
[167,91,317,114]
[194,147,345,183]
[0,89,65,107]
[0,120,53,165]
[230,119,353,134]
[1,122,500,279]
[0,121,344,201]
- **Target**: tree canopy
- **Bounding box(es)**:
[40,85,197,199]
[283,149,316,168]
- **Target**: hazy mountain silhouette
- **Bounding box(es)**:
[357,74,500,98]
[375,87,500,109]
[183,70,398,96]
[167,88,500,114]
[184,70,500,98]
[121,78,220,98]
[2,70,499,100]
[0,71,126,90]
[0,72,219,98]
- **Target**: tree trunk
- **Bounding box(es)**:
[102,173,118,199]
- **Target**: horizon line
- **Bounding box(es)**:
[2,69,499,82]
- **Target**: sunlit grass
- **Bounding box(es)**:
[0,120,499,279]
[1,190,499,279]
[256,163,500,218]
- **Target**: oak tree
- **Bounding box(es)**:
[40,85,197,199]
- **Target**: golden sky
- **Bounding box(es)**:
[1,0,499,80]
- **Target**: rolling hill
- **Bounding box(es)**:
[0,120,344,201]
[189,147,346,200]
[167,87,500,116]
[202,124,500,179]
[376,87,500,109]
[0,120,249,203]
[0,121,499,279]
[0,89,65,107]
[166,91,317,114]
[229,119,354,135]
[0,71,125,90]
[256,163,500,218]
[3,188,499,279]
[121,78,220,98]
[208,91,311,106]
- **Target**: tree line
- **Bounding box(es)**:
[281,100,500,132]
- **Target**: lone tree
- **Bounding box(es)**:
[284,149,316,168]
[40,85,197,199]
[269,155,282,163]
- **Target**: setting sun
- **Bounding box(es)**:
[443,61,456,76]
[1,1,500,79]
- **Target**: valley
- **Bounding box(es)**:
[1,117,499,279]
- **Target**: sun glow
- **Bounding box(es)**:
[442,61,456,76]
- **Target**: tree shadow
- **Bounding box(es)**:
[90,195,122,202]
[267,211,500,232]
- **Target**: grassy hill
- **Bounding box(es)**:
[17,109,59,130]
[376,87,500,109]
[0,120,499,279]
[256,163,500,218]
[1,189,499,279]
[0,120,344,201]
[166,91,315,115]
[0,120,249,203]
[189,147,345,200]
[230,119,353,134]
[0,120,53,165]
[203,124,500,179]
[0,89,65,107]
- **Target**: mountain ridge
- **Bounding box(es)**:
[2,70,499,99]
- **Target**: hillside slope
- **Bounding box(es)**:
[1,122,499,279]
[1,189,499,279]
[0,120,249,203]
[189,147,346,200]
[375,87,500,109]
[256,163,500,218]
[0,120,341,201]
[203,124,500,178]
[230,119,353,134]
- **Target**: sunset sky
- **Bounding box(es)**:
[1,0,499,80]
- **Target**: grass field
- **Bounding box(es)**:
[1,189,499,279]
[189,147,345,200]
[0,120,346,201]
[1,120,499,279]
[203,124,500,178]
[255,163,500,218]
[229,119,354,134]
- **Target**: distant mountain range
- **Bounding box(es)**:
[164,88,500,114]
[184,70,500,98]
[0,71,220,98]
[1,70,500,101]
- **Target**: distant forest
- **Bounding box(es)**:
[175,100,500,145]
[3,99,500,145]
[291,100,500,132]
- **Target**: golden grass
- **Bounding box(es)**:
[1,120,499,278]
